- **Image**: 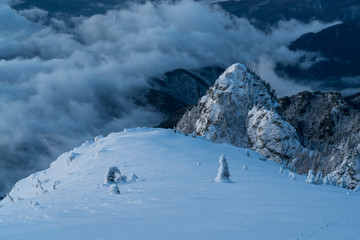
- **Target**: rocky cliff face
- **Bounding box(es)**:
[177,63,278,147]
[279,91,360,188]
[177,63,360,189]
[177,63,303,164]
[247,106,303,164]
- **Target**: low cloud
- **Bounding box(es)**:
[0,0,336,194]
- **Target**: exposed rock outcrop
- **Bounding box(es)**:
[177,63,278,147]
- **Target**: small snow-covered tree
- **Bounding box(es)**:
[306,169,315,184]
[279,167,284,174]
[314,171,323,185]
[105,166,121,184]
[290,158,298,172]
[289,171,296,181]
[215,154,231,183]
[245,150,250,157]
[323,175,330,185]
[339,178,347,188]
[242,165,248,170]
[259,155,267,161]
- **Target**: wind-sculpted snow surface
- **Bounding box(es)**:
[0,128,360,240]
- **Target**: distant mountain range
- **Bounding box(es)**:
[216,0,360,90]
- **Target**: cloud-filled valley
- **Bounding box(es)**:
[0,0,338,194]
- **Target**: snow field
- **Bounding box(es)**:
[0,128,359,240]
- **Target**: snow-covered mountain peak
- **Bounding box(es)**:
[177,63,279,147]
[214,63,248,92]
[210,63,278,109]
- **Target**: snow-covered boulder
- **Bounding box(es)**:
[247,106,303,163]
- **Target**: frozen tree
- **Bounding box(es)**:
[354,185,360,192]
[279,167,284,174]
[290,158,298,172]
[339,179,347,188]
[323,175,330,185]
[306,170,315,184]
[214,154,231,183]
[289,171,296,181]
[314,171,323,185]
[109,184,120,195]
[245,150,250,157]
[104,166,121,184]
[259,156,266,161]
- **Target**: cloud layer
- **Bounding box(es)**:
[0,0,335,194]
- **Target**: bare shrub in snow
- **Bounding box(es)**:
[259,156,266,161]
[36,178,48,194]
[215,154,231,183]
[67,152,80,166]
[6,193,14,203]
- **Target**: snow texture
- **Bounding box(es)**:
[0,128,359,240]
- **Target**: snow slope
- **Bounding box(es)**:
[1,128,359,240]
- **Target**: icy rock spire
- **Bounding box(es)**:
[177,63,278,147]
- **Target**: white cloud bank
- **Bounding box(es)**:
[0,0,336,194]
